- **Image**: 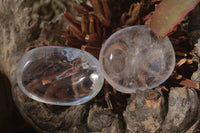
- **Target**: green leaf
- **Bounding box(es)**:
[150,0,200,38]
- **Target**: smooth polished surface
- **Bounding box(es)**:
[17,46,104,105]
[99,25,175,93]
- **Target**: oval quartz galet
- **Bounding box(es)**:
[17,46,104,105]
[99,25,175,93]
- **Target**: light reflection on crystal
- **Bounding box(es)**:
[99,25,175,93]
[17,46,104,105]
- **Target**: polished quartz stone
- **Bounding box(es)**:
[99,25,175,93]
[17,46,104,105]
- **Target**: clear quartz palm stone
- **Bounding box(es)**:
[17,46,104,105]
[99,25,175,93]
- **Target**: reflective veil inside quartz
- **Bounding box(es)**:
[99,25,175,93]
[17,46,104,105]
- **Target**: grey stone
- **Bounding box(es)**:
[123,88,166,133]
[87,105,125,132]
[162,87,200,133]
